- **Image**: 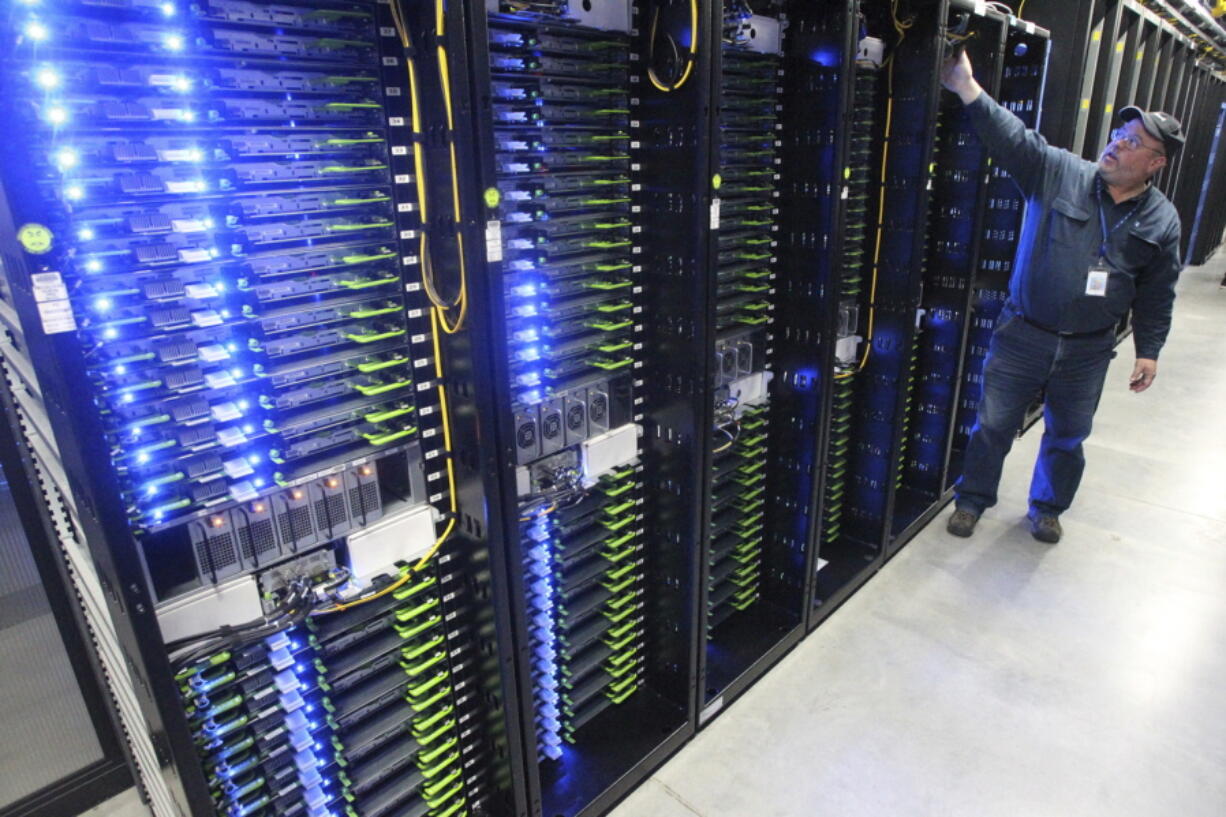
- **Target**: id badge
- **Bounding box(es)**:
[1086,262,1110,297]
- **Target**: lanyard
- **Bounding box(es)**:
[1096,177,1143,259]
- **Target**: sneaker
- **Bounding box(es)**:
[1028,512,1062,544]
[946,508,980,538]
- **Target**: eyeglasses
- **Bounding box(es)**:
[1110,127,1165,156]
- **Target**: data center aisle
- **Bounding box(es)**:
[612,258,1226,817]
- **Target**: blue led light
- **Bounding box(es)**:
[95,297,112,312]
[254,477,266,487]
[78,228,95,240]
[242,423,254,434]
[237,399,249,410]
[85,259,102,273]
[103,327,118,339]
[45,107,67,126]
[65,185,84,201]
[230,367,244,379]
[34,67,58,89]
[161,2,176,16]
[145,485,158,497]
[247,454,261,464]
[122,393,135,404]
[24,20,48,41]
[114,364,127,375]
[163,33,185,51]
[54,148,78,169]
[137,452,150,464]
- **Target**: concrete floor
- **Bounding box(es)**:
[610,260,1226,817]
[86,260,1225,817]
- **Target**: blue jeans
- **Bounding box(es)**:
[956,307,1116,517]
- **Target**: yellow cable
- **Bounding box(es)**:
[647,0,699,93]
[835,55,896,381]
[314,4,460,616]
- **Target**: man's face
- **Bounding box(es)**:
[1098,118,1167,188]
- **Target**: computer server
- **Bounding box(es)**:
[0,3,517,815]
[948,18,1051,481]
[891,2,1008,545]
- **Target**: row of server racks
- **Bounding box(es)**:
[1018,0,1226,267]
[0,2,1053,817]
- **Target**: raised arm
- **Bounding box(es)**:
[940,49,1062,198]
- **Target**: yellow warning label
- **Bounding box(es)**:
[1081,98,1091,110]
[1116,41,1126,53]
[1092,30,1102,42]
[1105,103,1114,113]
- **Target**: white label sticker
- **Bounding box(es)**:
[389,117,406,127]
[382,56,399,66]
[710,198,721,229]
[1026,22,1035,34]
[31,272,67,303]
[385,87,402,97]
[485,220,504,263]
[400,229,419,240]
[380,26,396,37]
[394,174,412,184]
[391,145,408,156]
[37,299,76,334]
[397,202,415,212]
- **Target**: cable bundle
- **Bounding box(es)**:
[523,466,646,759]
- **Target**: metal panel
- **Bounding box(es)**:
[1072,0,1109,156]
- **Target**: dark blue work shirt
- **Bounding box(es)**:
[965,93,1182,359]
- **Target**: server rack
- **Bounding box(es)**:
[889,1,1009,554]
[690,0,857,726]
[947,17,1052,487]
[0,4,523,817]
[809,0,948,627]
[449,2,700,815]
[1187,99,1226,264]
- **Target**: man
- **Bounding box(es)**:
[940,49,1184,544]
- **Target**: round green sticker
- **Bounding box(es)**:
[483,187,501,209]
[17,223,53,255]
[712,174,723,190]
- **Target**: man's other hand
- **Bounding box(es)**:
[940,48,982,105]
[1130,358,1158,392]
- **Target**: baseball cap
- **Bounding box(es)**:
[1119,106,1185,156]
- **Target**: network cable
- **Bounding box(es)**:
[648,0,700,92]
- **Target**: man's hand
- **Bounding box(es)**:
[1130,358,1157,392]
[940,48,982,105]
